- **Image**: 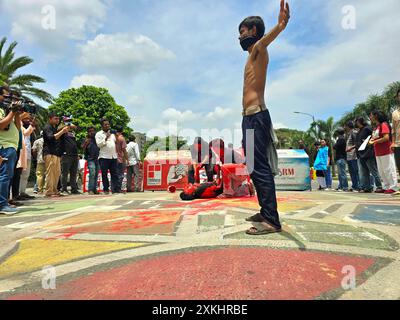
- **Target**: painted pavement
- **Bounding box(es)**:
[0,190,399,300]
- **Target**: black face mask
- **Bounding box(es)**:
[240,35,258,51]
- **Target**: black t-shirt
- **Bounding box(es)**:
[43,124,61,157]
[85,137,100,161]
[60,132,78,156]
[333,136,347,161]
[356,126,374,159]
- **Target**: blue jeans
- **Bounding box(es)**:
[0,147,17,208]
[336,159,349,190]
[88,160,100,193]
[359,157,382,191]
[347,159,360,190]
[324,166,332,188]
[99,158,118,193]
[242,109,281,229]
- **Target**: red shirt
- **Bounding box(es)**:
[372,122,392,157]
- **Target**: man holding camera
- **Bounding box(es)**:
[43,112,70,198]
[0,86,22,214]
[59,117,80,195]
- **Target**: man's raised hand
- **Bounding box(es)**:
[278,0,290,30]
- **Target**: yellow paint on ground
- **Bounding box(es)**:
[0,239,147,279]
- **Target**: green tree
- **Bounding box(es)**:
[0,37,53,103]
[143,135,188,159]
[49,86,132,146]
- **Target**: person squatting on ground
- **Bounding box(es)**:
[126,135,142,192]
[188,137,213,184]
[239,0,290,235]
[355,117,383,193]
[82,127,100,195]
[95,119,118,195]
[369,111,398,194]
[0,86,22,215]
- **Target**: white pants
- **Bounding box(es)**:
[20,159,32,194]
[376,154,398,190]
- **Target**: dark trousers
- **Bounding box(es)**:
[188,164,214,184]
[394,147,400,174]
[242,109,281,229]
[116,162,126,193]
[359,157,382,191]
[87,160,100,193]
[99,158,118,193]
[127,164,140,192]
[61,155,79,193]
[347,159,360,191]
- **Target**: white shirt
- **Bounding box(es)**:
[95,131,118,160]
[126,141,140,166]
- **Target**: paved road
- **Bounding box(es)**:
[0,189,399,300]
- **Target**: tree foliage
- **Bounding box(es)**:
[0,37,54,103]
[338,81,400,125]
[48,86,132,144]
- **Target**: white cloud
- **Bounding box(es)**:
[162,108,199,123]
[78,33,175,77]
[267,0,400,130]
[1,0,110,56]
[206,107,235,120]
[70,74,118,92]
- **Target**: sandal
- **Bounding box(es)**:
[246,226,282,236]
[245,213,264,223]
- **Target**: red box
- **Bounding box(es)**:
[143,150,192,191]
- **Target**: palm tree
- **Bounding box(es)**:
[0,37,53,103]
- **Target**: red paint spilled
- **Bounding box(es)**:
[7,248,376,300]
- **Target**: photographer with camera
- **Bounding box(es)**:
[59,116,81,195]
[43,112,70,198]
[0,86,23,215]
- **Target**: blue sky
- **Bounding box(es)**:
[1,0,399,145]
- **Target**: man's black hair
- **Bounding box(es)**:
[48,112,58,119]
[129,135,136,142]
[356,117,367,127]
[87,126,96,132]
[346,121,355,129]
[239,16,265,40]
[100,118,109,126]
[115,125,124,133]
[336,128,345,136]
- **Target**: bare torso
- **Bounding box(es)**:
[243,47,269,110]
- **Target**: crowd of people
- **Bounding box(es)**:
[312,89,400,194]
[0,86,142,216]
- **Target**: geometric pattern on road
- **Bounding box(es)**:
[0,190,399,300]
[0,239,149,279]
[5,247,379,300]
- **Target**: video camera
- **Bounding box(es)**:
[1,94,37,114]
[62,115,74,126]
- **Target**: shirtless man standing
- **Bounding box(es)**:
[239,0,290,235]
